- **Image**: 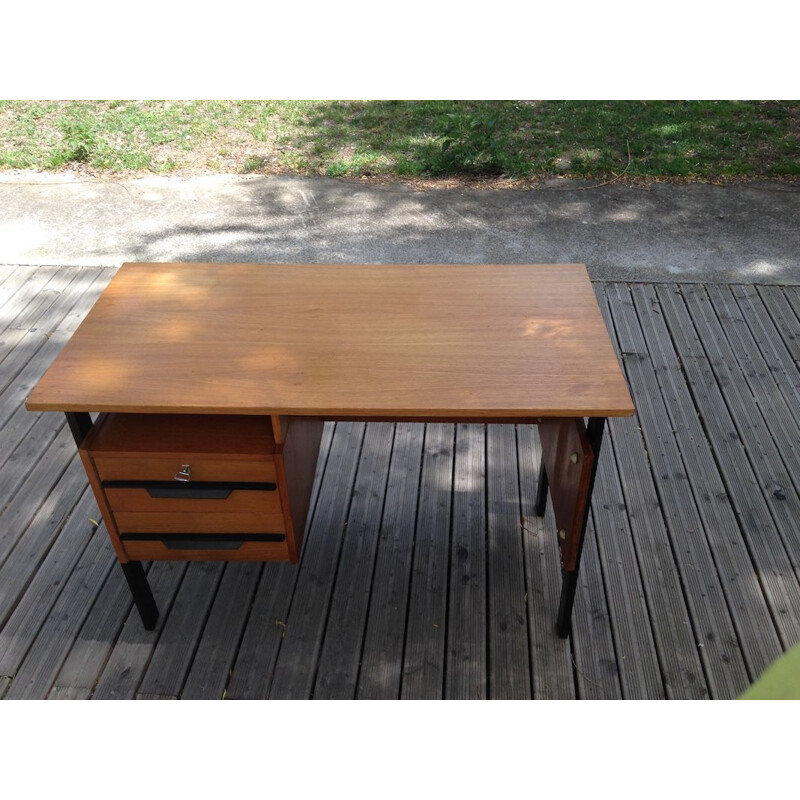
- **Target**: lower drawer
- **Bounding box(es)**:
[114,510,285,534]
[122,535,291,562]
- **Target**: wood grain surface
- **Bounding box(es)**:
[27,263,634,418]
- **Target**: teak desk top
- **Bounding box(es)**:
[26,262,634,419]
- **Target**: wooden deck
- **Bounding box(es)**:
[1,264,799,699]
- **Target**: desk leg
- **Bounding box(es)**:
[555,417,605,638]
[535,462,548,517]
[65,412,159,631]
[120,562,159,630]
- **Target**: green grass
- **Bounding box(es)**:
[0,100,797,181]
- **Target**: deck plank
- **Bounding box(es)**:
[656,285,800,643]
[0,489,96,678]
[89,562,187,700]
[0,447,87,626]
[571,518,624,699]
[401,423,455,699]
[357,423,425,699]
[635,285,788,674]
[3,531,116,699]
[669,285,800,574]
[181,562,262,700]
[607,283,750,698]
[581,427,664,699]
[269,422,366,699]
[445,424,488,699]
[313,423,395,699]
[756,286,800,363]
[135,562,225,698]
[517,424,576,699]
[486,424,531,699]
[225,422,334,699]
[734,286,800,406]
[1,269,798,701]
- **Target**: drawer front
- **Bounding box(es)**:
[114,510,285,534]
[122,536,291,562]
[93,456,276,484]
[105,486,282,514]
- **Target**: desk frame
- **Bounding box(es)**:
[66,410,605,639]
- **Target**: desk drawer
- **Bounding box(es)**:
[114,509,285,534]
[93,456,276,484]
[105,485,281,514]
[122,535,290,562]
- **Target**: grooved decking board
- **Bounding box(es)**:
[48,685,91,699]
[486,424,531,699]
[581,424,664,699]
[0,489,96,677]
[757,286,800,363]
[181,562,262,700]
[357,423,425,699]
[401,423,455,699]
[655,285,800,644]
[1,268,797,701]
[3,531,116,699]
[598,292,708,699]
[90,561,187,700]
[571,516,623,699]
[0,266,59,334]
[313,423,395,699]
[709,285,800,494]
[606,283,750,698]
[517,424,575,699]
[633,285,787,673]
[225,422,334,699]
[269,422,366,699]
[135,562,225,698]
[0,266,36,315]
[670,285,800,573]
[733,286,800,409]
[0,450,87,626]
[445,424,488,699]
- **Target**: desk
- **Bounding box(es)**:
[27,263,634,637]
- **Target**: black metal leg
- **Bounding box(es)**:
[120,561,159,630]
[66,413,159,630]
[555,416,606,639]
[535,462,548,517]
[65,412,93,447]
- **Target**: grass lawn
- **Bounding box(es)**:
[0,100,798,182]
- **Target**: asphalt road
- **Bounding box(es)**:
[1,172,798,283]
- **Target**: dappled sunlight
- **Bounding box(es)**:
[522,318,575,339]
[742,259,782,276]
[0,218,48,256]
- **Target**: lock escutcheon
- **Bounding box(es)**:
[174,464,191,482]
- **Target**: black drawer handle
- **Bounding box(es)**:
[146,486,232,500]
[103,480,276,498]
[120,533,286,550]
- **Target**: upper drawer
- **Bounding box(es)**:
[93,456,277,484]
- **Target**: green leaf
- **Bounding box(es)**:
[740,643,800,699]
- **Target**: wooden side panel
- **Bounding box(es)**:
[77,447,128,563]
[276,416,324,562]
[538,418,594,571]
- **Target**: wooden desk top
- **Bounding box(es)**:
[27,263,634,419]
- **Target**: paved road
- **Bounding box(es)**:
[1,172,798,283]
